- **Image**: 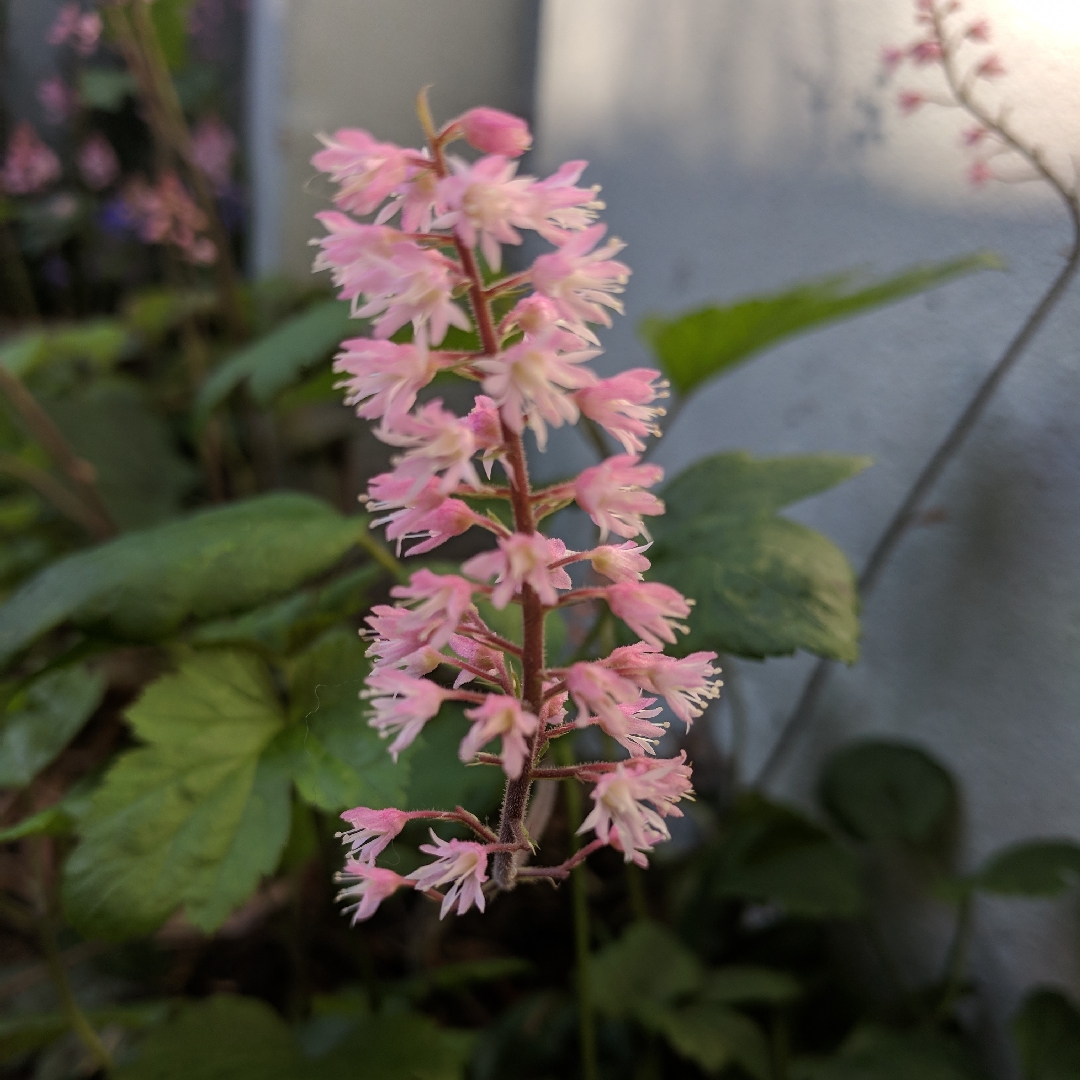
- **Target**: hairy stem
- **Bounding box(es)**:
[754,23,1080,788]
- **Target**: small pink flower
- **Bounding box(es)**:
[464,394,505,474]
[968,160,994,187]
[76,133,119,190]
[435,154,533,270]
[1,122,61,195]
[191,115,236,193]
[607,643,722,728]
[48,4,100,55]
[334,335,448,425]
[606,581,692,648]
[478,324,599,448]
[525,160,603,242]
[966,19,991,43]
[376,399,483,496]
[37,77,74,125]
[574,454,665,541]
[531,223,630,330]
[565,661,642,734]
[336,862,406,923]
[575,368,668,454]
[124,173,216,264]
[975,54,1006,79]
[452,106,532,157]
[460,694,539,778]
[406,832,490,918]
[588,541,652,583]
[365,670,449,759]
[908,39,942,65]
[880,45,905,74]
[449,633,511,691]
[962,125,989,148]
[542,689,569,728]
[375,152,439,233]
[338,807,411,862]
[582,695,666,757]
[312,128,414,216]
[898,90,926,115]
[364,603,444,674]
[390,568,477,650]
[463,532,572,608]
[393,498,478,557]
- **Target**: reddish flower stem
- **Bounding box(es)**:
[516,839,606,881]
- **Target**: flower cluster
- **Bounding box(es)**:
[313,99,721,922]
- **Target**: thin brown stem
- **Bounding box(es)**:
[0,454,108,538]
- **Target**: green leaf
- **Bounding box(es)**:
[279,628,407,814]
[974,841,1080,897]
[78,69,138,111]
[712,795,864,918]
[591,921,703,1018]
[650,453,867,661]
[0,1003,169,1065]
[0,804,75,842]
[1013,989,1080,1080]
[123,287,218,343]
[791,1025,983,1080]
[699,965,801,1006]
[649,1003,771,1079]
[115,996,303,1080]
[192,563,382,656]
[819,740,957,848]
[45,381,198,531]
[0,494,365,666]
[0,320,130,378]
[0,666,105,788]
[62,650,290,938]
[195,301,352,426]
[640,253,1002,396]
[395,957,532,1000]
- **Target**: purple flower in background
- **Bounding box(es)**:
[77,133,120,190]
[190,116,236,193]
[37,77,76,125]
[1,122,62,195]
[48,3,102,56]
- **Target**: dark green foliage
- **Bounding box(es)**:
[650,453,868,661]
[791,1026,983,1080]
[0,665,105,787]
[1,1003,169,1065]
[1013,989,1080,1080]
[0,494,366,664]
[640,253,1002,395]
[974,841,1080,897]
[819,740,958,848]
[591,921,704,1016]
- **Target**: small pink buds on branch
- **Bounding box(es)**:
[310,93,720,921]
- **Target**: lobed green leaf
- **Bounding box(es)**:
[974,841,1080,898]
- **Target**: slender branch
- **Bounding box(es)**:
[516,839,606,880]
[754,21,1080,788]
[935,891,975,1020]
[0,454,109,538]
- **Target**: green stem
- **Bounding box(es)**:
[0,219,38,319]
[936,892,974,1020]
[356,523,409,584]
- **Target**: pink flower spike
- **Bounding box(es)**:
[606,581,692,648]
[966,19,991,43]
[365,670,449,759]
[376,399,482,496]
[334,336,446,425]
[336,862,406,923]
[976,55,1006,79]
[390,568,477,651]
[76,133,119,191]
[574,454,665,541]
[453,107,532,157]
[364,603,444,674]
[1,122,61,195]
[588,541,652,583]
[461,695,539,778]
[191,116,236,193]
[463,532,572,609]
[406,832,490,918]
[312,128,414,216]
[898,90,926,115]
[531,223,630,330]
[565,662,642,734]
[607,643,722,729]
[968,160,994,187]
[575,368,668,454]
[338,807,411,862]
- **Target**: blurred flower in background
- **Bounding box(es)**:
[1,122,61,195]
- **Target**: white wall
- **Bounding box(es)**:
[534,0,1080,1069]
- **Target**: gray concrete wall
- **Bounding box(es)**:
[533,0,1080,1069]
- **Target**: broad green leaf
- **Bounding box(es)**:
[650,453,867,661]
[649,1003,770,1079]
[78,69,137,111]
[712,795,864,918]
[791,1025,982,1080]
[63,650,290,938]
[974,841,1080,897]
[313,1010,474,1080]
[0,494,365,666]
[0,804,74,842]
[0,1002,169,1065]
[699,965,801,1006]
[123,287,218,342]
[115,995,302,1080]
[195,300,352,426]
[46,381,198,531]
[640,253,1002,396]
[0,666,105,787]
[591,921,703,1018]
[192,563,381,655]
[0,320,130,378]
[819,740,957,848]
[1013,989,1080,1080]
[279,628,407,814]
